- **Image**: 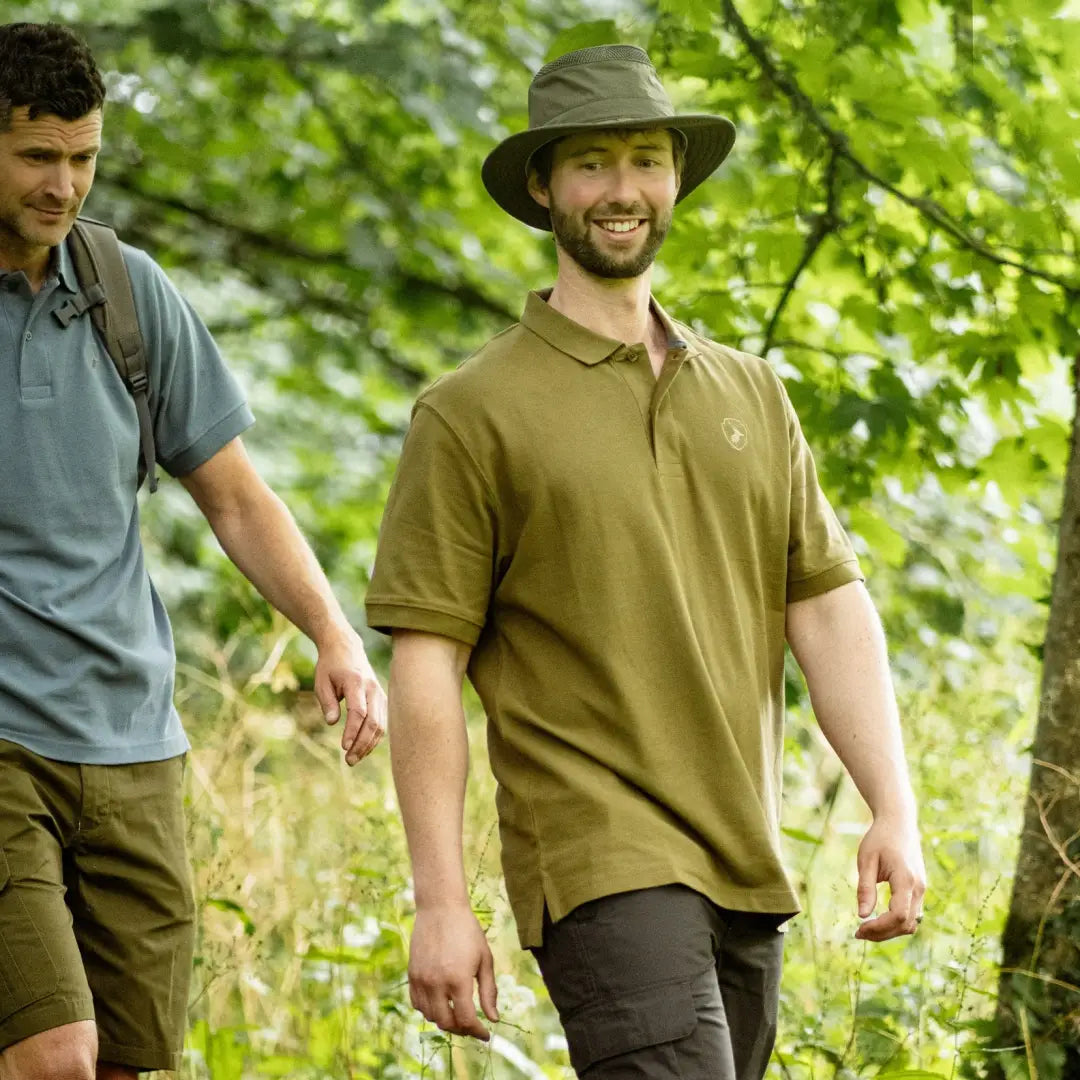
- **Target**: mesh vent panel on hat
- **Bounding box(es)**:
[535,44,650,79]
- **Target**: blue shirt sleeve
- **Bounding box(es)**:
[122,244,255,477]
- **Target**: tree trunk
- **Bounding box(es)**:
[994,351,1080,1079]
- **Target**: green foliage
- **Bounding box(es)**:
[6,0,1076,1073]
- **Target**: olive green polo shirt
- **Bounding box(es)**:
[367,290,862,948]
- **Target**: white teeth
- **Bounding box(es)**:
[598,220,641,233]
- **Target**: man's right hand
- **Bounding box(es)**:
[408,903,500,1040]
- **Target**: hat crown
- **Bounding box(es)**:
[528,44,674,131]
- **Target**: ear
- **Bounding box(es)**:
[527,170,551,210]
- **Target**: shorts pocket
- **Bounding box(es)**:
[0,849,59,1018]
[562,977,697,1074]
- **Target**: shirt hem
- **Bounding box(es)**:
[365,600,483,646]
[0,727,191,765]
[161,403,255,477]
[787,559,864,603]
[517,867,800,949]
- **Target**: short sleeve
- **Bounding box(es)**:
[124,246,254,477]
[366,402,496,646]
[784,389,863,603]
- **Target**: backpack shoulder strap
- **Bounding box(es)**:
[64,218,158,493]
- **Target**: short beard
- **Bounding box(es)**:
[549,199,671,280]
[0,205,76,255]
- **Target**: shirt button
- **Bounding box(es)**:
[24,331,32,342]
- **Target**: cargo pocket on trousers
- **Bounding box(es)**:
[562,978,698,1075]
[0,849,59,1017]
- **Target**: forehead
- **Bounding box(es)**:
[554,127,675,159]
[3,107,103,148]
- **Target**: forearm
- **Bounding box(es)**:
[390,632,473,910]
[204,484,351,649]
[787,581,917,822]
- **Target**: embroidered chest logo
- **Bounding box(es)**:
[722,417,748,451]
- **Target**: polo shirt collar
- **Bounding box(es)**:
[652,297,689,352]
[53,241,79,294]
[0,244,76,295]
[521,289,689,366]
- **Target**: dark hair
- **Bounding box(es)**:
[528,126,687,190]
[0,23,105,132]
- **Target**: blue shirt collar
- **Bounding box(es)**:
[0,243,77,295]
[53,241,79,294]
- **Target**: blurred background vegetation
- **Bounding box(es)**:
[9,0,1080,1075]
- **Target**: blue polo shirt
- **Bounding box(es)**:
[0,240,254,763]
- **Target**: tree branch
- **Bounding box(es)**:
[769,338,891,365]
[762,152,844,355]
[720,0,1080,297]
[110,219,435,387]
[95,171,517,325]
[1034,795,1080,881]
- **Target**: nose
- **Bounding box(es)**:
[43,162,75,203]
[606,162,639,207]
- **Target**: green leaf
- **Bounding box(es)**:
[545,20,622,61]
[848,509,909,568]
[782,827,824,845]
[204,896,257,936]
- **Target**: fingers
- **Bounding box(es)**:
[449,982,490,1040]
[338,672,368,749]
[313,670,341,725]
[408,909,497,1043]
[342,674,387,766]
[854,820,928,942]
[856,848,879,919]
[478,947,501,1024]
[855,871,923,941]
[409,976,491,1041]
[316,666,387,765]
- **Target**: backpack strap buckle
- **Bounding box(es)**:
[52,283,106,328]
[126,369,149,394]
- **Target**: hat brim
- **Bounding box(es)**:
[481,114,736,231]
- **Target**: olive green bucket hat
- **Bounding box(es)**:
[482,44,736,231]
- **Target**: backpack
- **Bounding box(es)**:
[52,217,158,492]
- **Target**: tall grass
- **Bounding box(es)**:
[148,609,1034,1079]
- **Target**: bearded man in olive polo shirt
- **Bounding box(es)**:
[367,44,926,1079]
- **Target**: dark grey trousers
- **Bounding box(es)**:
[532,885,787,1079]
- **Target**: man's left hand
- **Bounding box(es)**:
[314,633,387,765]
[853,815,926,941]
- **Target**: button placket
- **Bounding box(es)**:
[19,283,59,396]
[650,348,689,473]
[610,345,654,448]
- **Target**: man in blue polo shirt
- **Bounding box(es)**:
[0,22,386,1079]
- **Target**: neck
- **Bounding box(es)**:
[546,252,655,345]
[0,233,52,291]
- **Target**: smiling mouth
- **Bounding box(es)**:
[593,218,646,234]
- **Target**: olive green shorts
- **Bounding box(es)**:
[0,739,195,1072]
